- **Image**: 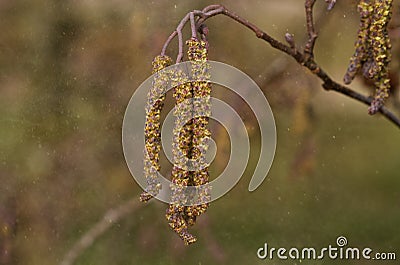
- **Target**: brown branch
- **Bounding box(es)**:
[60,197,141,265]
[193,4,400,129]
[304,0,318,59]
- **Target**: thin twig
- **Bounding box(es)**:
[325,0,337,11]
[201,4,223,13]
[304,0,318,59]
[176,13,189,63]
[59,198,141,265]
[190,12,197,39]
[161,31,177,56]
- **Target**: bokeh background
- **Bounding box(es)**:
[1,1,399,264]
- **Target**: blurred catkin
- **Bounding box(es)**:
[344,0,393,114]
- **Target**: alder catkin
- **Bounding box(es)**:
[165,37,211,245]
[140,55,172,203]
[344,0,393,114]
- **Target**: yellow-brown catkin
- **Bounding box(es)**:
[368,0,393,114]
[166,67,196,245]
[184,38,211,227]
[140,55,172,203]
[343,0,372,84]
[344,0,393,114]
[165,38,211,245]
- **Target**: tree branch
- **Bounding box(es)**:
[193,4,400,129]
[59,198,141,265]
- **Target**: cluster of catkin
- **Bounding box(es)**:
[141,38,211,245]
[344,0,393,114]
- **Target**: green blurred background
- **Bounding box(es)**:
[1,0,399,264]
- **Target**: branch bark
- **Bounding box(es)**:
[304,0,318,59]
